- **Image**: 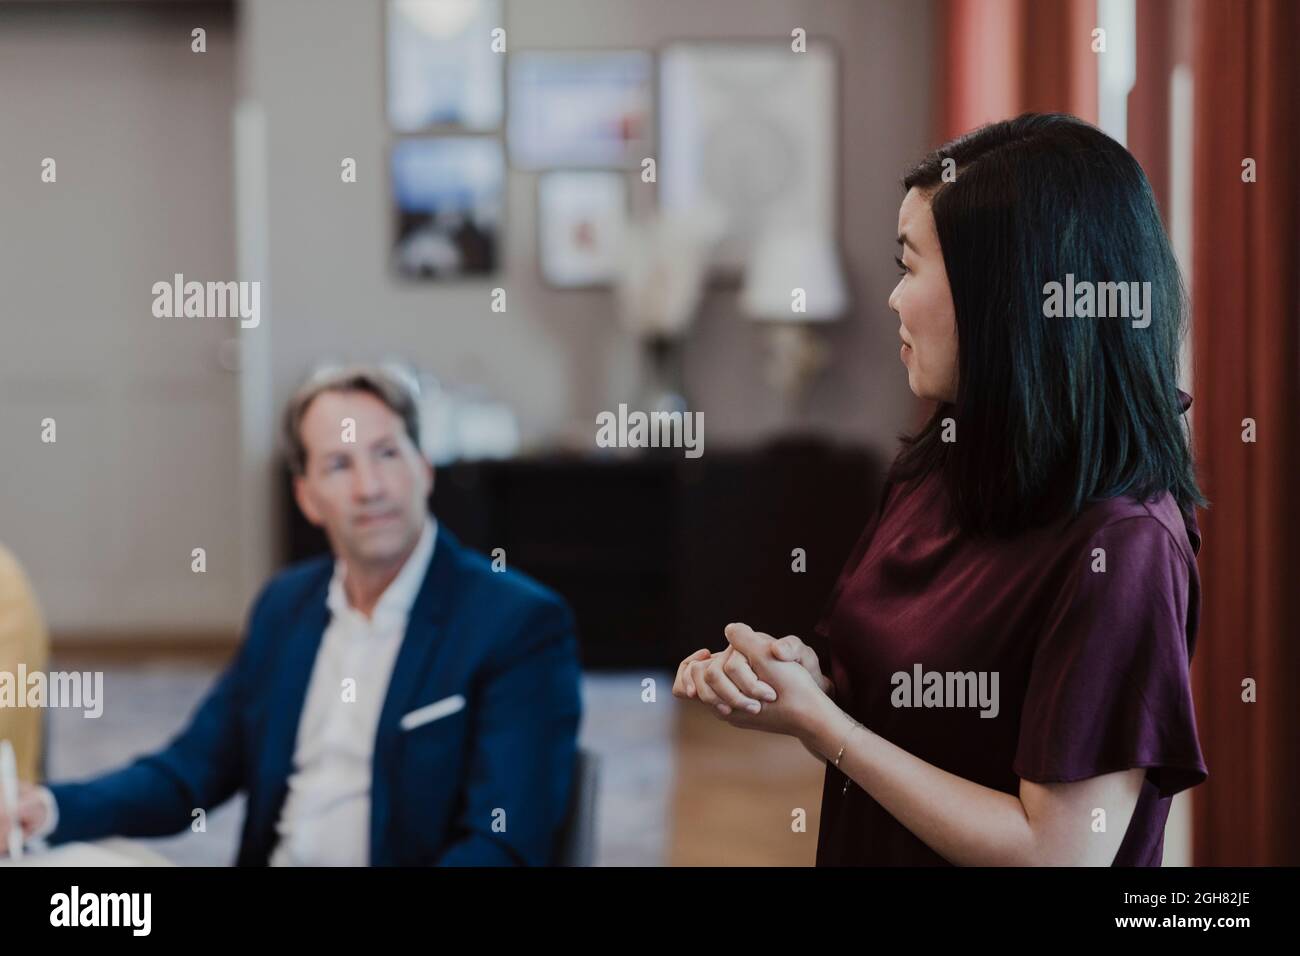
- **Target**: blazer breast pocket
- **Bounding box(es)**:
[399,693,467,733]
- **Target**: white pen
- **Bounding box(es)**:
[1,740,23,860]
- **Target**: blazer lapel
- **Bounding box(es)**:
[256,572,331,852]
[368,526,460,864]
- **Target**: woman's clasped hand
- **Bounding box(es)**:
[672,623,842,757]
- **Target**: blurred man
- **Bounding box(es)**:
[0,543,49,782]
[1,365,582,865]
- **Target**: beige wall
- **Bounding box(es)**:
[0,0,935,630]
[239,0,935,456]
[0,2,242,634]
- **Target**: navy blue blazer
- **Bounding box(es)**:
[47,526,583,866]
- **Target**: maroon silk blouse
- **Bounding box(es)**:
[813,416,1208,866]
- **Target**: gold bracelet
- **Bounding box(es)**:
[832,717,863,790]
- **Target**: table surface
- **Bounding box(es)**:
[0,837,174,867]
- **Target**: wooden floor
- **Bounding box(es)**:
[668,702,826,866]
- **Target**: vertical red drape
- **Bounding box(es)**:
[1189,0,1300,866]
[1127,0,1177,218]
[936,0,1098,143]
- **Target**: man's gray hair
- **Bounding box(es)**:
[283,363,422,475]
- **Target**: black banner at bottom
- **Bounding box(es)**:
[0,864,1287,940]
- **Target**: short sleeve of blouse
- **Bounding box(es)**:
[1012,515,1208,798]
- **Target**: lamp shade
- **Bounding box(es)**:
[740,227,848,322]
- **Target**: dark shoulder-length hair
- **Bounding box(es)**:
[888,112,1206,537]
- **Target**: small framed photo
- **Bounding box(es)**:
[537,171,629,288]
[390,137,504,280]
[508,50,653,169]
[387,0,504,133]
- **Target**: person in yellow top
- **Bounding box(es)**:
[0,543,49,782]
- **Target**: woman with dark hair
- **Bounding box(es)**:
[673,113,1208,866]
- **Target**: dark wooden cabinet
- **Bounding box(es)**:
[284,439,885,669]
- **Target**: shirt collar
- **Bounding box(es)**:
[326,516,438,628]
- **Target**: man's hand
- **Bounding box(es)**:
[0,782,49,855]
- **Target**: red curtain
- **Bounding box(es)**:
[1126,0,1177,217]
[1189,0,1300,866]
[937,0,1098,142]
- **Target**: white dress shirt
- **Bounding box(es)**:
[268,516,436,867]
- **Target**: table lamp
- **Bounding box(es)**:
[740,226,848,421]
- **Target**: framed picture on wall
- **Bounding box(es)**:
[387,0,504,132]
[390,136,503,280]
[508,50,653,169]
[658,41,838,277]
[537,171,629,288]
